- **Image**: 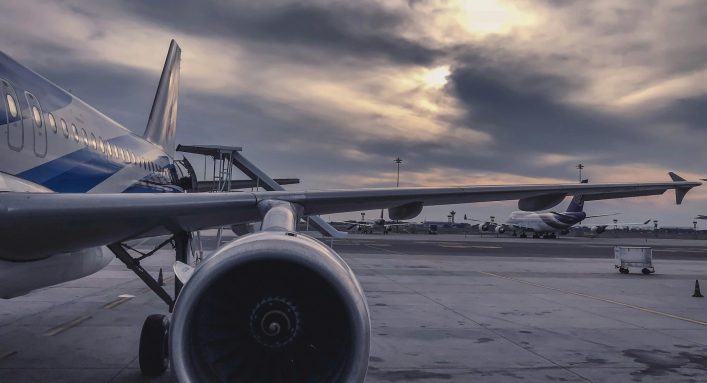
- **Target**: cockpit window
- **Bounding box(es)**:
[47,113,57,133]
[6,94,17,118]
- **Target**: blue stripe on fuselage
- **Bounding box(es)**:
[18,134,176,193]
[19,147,124,192]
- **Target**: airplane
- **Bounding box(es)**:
[465,187,652,239]
[345,209,410,233]
[0,40,700,382]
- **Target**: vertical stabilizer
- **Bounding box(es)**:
[144,40,181,156]
[566,179,588,212]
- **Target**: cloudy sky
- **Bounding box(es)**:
[1,0,706,226]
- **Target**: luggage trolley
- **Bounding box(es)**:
[614,246,654,275]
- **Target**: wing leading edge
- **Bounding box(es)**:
[0,175,699,260]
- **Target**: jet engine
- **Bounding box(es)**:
[170,231,370,383]
[481,223,491,231]
[591,226,606,234]
[495,226,506,234]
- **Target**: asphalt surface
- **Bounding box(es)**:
[1,233,707,382]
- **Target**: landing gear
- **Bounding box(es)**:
[108,231,192,378]
[532,233,540,239]
[139,314,170,377]
[520,232,527,238]
[619,267,629,274]
[641,268,652,275]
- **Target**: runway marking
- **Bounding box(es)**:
[478,271,707,327]
[45,315,93,336]
[103,294,135,309]
[0,351,17,361]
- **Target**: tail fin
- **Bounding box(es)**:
[566,179,588,212]
[144,40,181,157]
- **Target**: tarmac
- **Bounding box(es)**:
[1,233,707,382]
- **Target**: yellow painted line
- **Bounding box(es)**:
[0,351,17,361]
[478,271,707,327]
[103,294,135,309]
[45,315,93,336]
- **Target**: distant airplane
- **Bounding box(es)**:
[0,40,699,382]
[345,210,409,233]
[466,188,650,238]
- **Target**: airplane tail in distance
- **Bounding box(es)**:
[566,179,588,213]
[144,40,181,157]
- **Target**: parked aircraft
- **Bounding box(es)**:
[465,189,653,238]
[0,41,700,382]
[345,210,409,233]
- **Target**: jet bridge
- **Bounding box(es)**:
[176,144,347,239]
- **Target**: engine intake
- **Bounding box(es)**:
[170,232,370,383]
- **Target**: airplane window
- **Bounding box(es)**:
[90,133,97,150]
[31,106,42,127]
[98,137,105,153]
[6,94,17,118]
[81,128,88,146]
[120,148,127,162]
[71,124,79,142]
[112,144,119,159]
[107,143,113,157]
[61,119,69,138]
[47,113,56,133]
[130,152,136,164]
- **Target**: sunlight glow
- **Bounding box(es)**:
[422,65,450,88]
[457,0,537,36]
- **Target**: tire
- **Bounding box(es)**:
[139,314,169,377]
[641,268,651,275]
[619,268,629,274]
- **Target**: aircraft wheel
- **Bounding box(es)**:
[619,267,629,274]
[139,314,169,377]
[641,268,651,275]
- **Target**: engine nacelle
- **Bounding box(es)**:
[481,223,491,231]
[170,231,370,383]
[495,226,506,234]
[591,226,606,234]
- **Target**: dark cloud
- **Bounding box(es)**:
[117,0,442,66]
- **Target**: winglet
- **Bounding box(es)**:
[669,172,686,182]
[669,172,691,205]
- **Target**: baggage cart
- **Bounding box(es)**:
[614,246,654,275]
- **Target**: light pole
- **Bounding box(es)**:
[450,210,456,224]
[576,164,584,182]
[394,157,403,187]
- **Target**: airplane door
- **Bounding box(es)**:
[0,79,23,151]
[24,92,47,157]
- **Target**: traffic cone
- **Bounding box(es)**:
[157,268,164,286]
[693,280,703,298]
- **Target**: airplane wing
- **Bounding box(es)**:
[0,175,698,260]
[592,219,652,227]
[583,213,621,219]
